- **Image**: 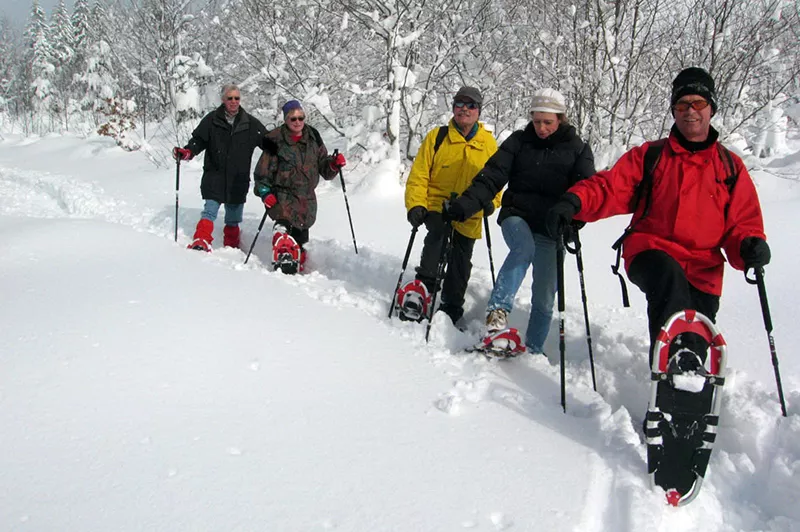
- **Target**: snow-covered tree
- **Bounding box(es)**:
[48,0,78,129]
[24,1,56,132]
[72,0,92,51]
[88,0,111,42]
[50,0,76,66]
[170,52,214,124]
[0,0,798,163]
[214,0,359,144]
[68,0,95,122]
[337,0,449,162]
[133,0,198,113]
[78,39,138,148]
[78,39,121,121]
[0,17,19,124]
[751,96,790,157]
[682,0,800,143]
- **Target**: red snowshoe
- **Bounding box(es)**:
[395,280,431,322]
[467,328,526,359]
[272,232,302,275]
[645,309,727,506]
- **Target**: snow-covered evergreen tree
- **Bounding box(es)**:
[89,0,109,41]
[72,0,92,51]
[69,0,94,122]
[0,0,797,163]
[170,52,214,124]
[79,39,137,148]
[50,0,76,67]
[24,1,56,133]
[49,0,77,129]
[79,39,121,122]
[0,17,18,126]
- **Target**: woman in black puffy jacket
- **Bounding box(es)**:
[446,88,595,354]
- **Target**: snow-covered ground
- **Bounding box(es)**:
[1,132,799,531]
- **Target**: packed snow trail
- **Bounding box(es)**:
[1,134,798,531]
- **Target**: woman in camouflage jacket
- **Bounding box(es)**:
[253,100,345,271]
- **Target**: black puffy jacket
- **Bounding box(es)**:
[456,122,595,236]
[185,106,267,204]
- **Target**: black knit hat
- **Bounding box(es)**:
[671,67,717,113]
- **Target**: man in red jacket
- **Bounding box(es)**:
[545,67,771,357]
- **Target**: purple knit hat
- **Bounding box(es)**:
[282,100,303,117]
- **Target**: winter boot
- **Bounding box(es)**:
[486,309,509,332]
[396,280,431,322]
[188,219,213,252]
[223,225,241,248]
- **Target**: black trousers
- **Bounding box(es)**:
[415,212,475,323]
[627,249,720,359]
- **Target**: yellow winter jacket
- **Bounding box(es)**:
[405,121,500,239]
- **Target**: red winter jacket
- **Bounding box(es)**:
[569,132,766,296]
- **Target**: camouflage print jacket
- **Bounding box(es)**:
[253,124,337,230]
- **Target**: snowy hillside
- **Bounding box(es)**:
[1,133,799,532]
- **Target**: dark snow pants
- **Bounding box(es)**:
[415,212,475,324]
[627,249,720,362]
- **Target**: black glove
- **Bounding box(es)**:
[740,237,771,268]
[442,198,468,222]
[483,201,495,217]
[545,193,582,240]
[407,206,428,228]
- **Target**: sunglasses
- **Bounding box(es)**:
[288,116,305,122]
[453,101,479,110]
[673,99,709,112]
[226,96,240,101]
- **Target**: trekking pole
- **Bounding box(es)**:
[484,215,496,287]
[388,227,419,318]
[174,159,180,242]
[745,267,788,417]
[426,194,457,342]
[332,149,358,254]
[565,230,597,392]
[557,232,567,413]
[244,209,270,265]
[426,221,454,342]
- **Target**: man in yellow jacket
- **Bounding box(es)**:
[400,86,500,326]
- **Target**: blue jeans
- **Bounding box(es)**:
[200,200,244,225]
[487,216,557,352]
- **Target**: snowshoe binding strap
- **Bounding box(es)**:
[188,239,211,252]
[272,233,302,274]
[471,328,526,358]
[652,309,726,379]
[396,280,431,322]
